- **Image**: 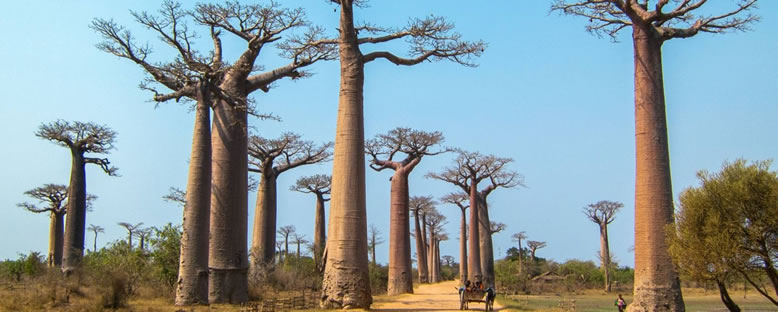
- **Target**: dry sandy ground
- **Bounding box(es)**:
[371,280,506,312]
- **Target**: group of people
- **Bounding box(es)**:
[459,280,496,301]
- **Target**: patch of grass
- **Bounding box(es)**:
[498,289,777,312]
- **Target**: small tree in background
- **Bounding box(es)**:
[36,120,118,272]
[290,174,331,270]
[366,127,447,294]
[368,224,384,267]
[248,133,332,268]
[18,184,69,267]
[527,241,546,263]
[583,200,623,292]
[118,222,144,249]
[88,224,105,253]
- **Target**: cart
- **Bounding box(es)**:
[458,288,494,311]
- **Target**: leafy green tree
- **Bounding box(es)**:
[668,159,778,310]
[148,223,182,290]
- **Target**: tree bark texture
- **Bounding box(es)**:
[468,180,482,282]
[62,149,86,272]
[478,197,495,287]
[413,208,429,283]
[208,96,249,304]
[630,24,684,312]
[320,2,372,309]
[600,223,612,292]
[428,232,438,283]
[314,194,326,270]
[176,88,212,305]
[251,171,277,265]
[716,279,741,312]
[459,207,468,283]
[48,211,65,267]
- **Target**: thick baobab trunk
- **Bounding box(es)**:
[630,25,684,312]
[478,198,495,287]
[251,171,277,265]
[176,88,211,305]
[413,208,429,283]
[321,3,372,309]
[209,96,249,304]
[468,180,482,282]
[600,224,612,292]
[314,194,326,270]
[428,232,437,283]
[62,149,86,272]
[459,208,468,283]
[48,212,64,267]
[427,228,434,283]
[387,170,413,294]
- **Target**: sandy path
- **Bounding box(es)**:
[371,280,506,311]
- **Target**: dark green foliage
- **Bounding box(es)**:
[147,223,181,289]
[0,252,46,282]
[369,263,388,294]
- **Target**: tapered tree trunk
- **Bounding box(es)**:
[421,213,430,282]
[371,244,376,266]
[478,197,495,287]
[176,86,212,305]
[127,233,133,248]
[314,194,326,271]
[48,212,64,267]
[284,235,289,261]
[468,180,482,282]
[321,2,372,308]
[517,239,523,273]
[208,95,249,304]
[62,149,86,272]
[413,208,429,283]
[716,279,741,312]
[297,242,301,258]
[428,232,437,283]
[459,207,468,283]
[630,24,684,312]
[92,232,98,253]
[251,171,277,265]
[600,223,612,292]
[388,169,413,294]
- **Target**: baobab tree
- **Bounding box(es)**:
[135,227,153,251]
[409,195,435,284]
[118,222,144,248]
[248,133,332,267]
[322,1,484,308]
[290,174,331,269]
[292,233,308,258]
[87,224,104,253]
[440,192,469,283]
[442,255,455,268]
[427,150,522,285]
[277,225,296,262]
[512,231,527,271]
[527,241,546,263]
[93,1,336,303]
[367,224,384,267]
[18,184,68,267]
[36,120,117,272]
[425,209,447,283]
[584,200,623,292]
[365,127,447,294]
[551,1,759,309]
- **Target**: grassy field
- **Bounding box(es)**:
[498,289,778,312]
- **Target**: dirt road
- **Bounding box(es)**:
[371,280,505,311]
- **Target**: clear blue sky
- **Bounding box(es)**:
[1,1,776,269]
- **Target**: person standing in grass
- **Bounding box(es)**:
[615,294,627,312]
